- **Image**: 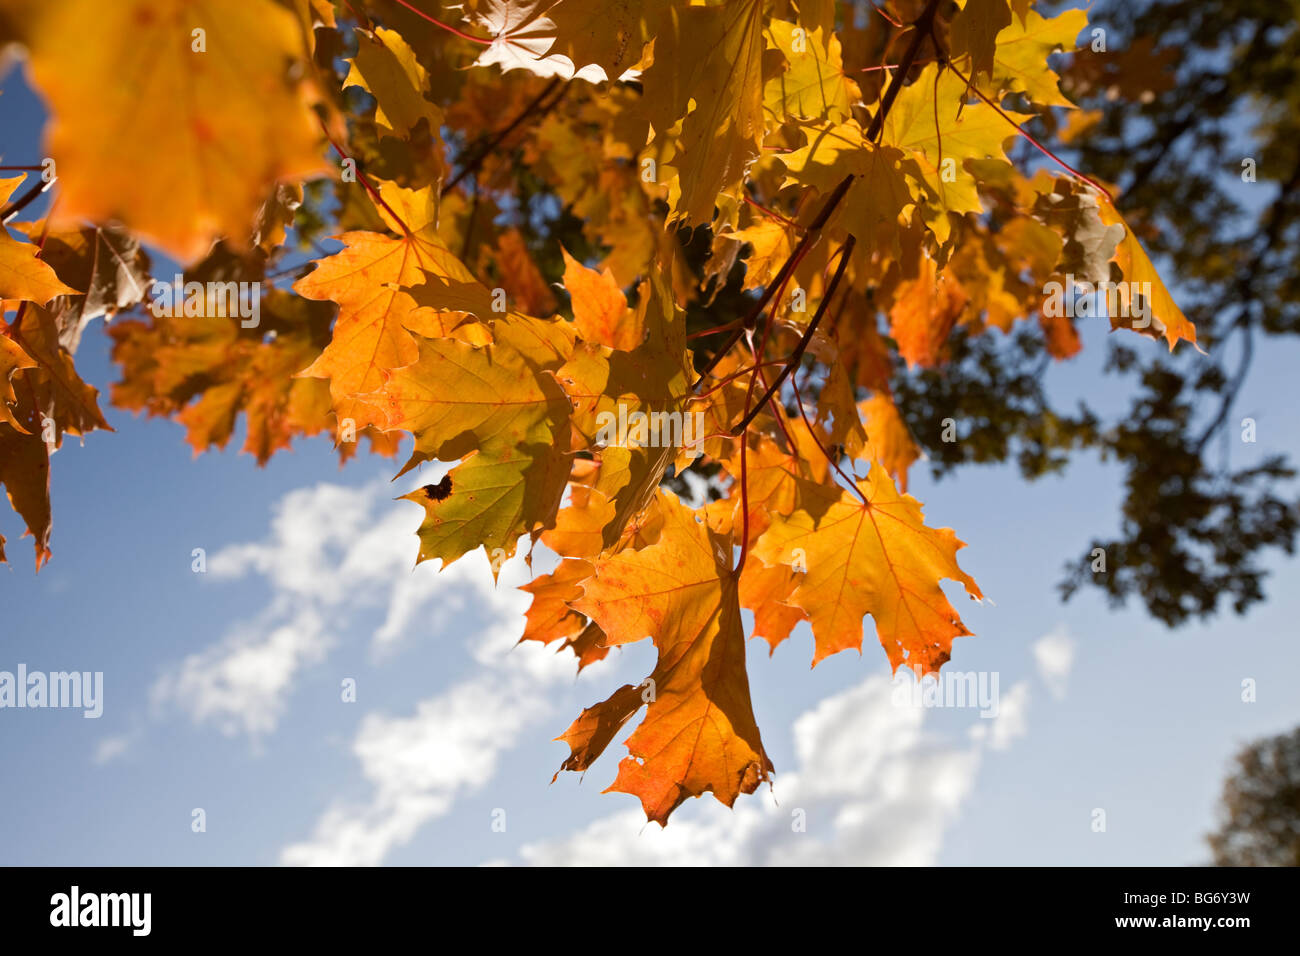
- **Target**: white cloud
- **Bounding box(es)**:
[1033,627,1076,700]
[150,476,488,737]
[986,680,1030,750]
[141,473,593,863]
[280,614,577,866]
[93,733,133,765]
[151,609,333,738]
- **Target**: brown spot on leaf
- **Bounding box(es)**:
[421,474,452,501]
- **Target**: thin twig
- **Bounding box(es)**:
[692,172,854,390]
[689,360,786,399]
[866,0,943,143]
[743,194,801,231]
[730,237,856,436]
[868,1,903,28]
[441,79,564,197]
[687,318,744,340]
[1,177,54,223]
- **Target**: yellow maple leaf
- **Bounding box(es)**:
[383,316,575,569]
[763,20,856,123]
[781,122,922,253]
[0,177,77,305]
[880,64,1031,236]
[19,0,327,261]
[978,7,1088,109]
[294,185,493,434]
[1099,201,1198,351]
[642,0,766,224]
[345,26,445,145]
[561,248,642,351]
[0,334,37,433]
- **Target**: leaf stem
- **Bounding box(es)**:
[317,116,413,236]
[689,360,785,398]
[387,0,491,45]
[937,51,1114,202]
[734,417,752,575]
[730,236,855,436]
[0,177,54,224]
[869,1,904,28]
[742,194,801,231]
[792,377,868,506]
[687,319,744,340]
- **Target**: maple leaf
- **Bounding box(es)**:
[562,490,772,824]
[561,248,642,351]
[889,252,970,368]
[493,228,558,316]
[1098,201,1199,351]
[753,466,983,673]
[16,221,152,350]
[0,334,37,433]
[547,0,650,79]
[520,556,592,646]
[731,218,797,291]
[384,314,576,570]
[949,0,1013,81]
[641,0,767,224]
[738,559,807,653]
[110,289,336,464]
[977,6,1088,109]
[472,0,610,82]
[1031,176,1124,285]
[8,302,110,447]
[17,0,327,261]
[346,26,446,146]
[554,267,693,548]
[0,419,51,568]
[763,20,856,123]
[542,477,620,559]
[859,393,921,492]
[1067,34,1179,106]
[817,359,870,458]
[294,184,494,437]
[781,123,921,254]
[708,432,802,538]
[879,63,1032,242]
[518,557,609,670]
[0,177,77,305]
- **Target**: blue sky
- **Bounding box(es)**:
[2,22,1299,866]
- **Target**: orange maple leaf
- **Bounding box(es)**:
[753,466,983,674]
[562,491,772,824]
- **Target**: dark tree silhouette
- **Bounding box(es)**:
[1209,726,1300,866]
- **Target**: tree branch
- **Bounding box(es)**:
[730,236,856,436]
[441,79,565,197]
[866,0,943,143]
